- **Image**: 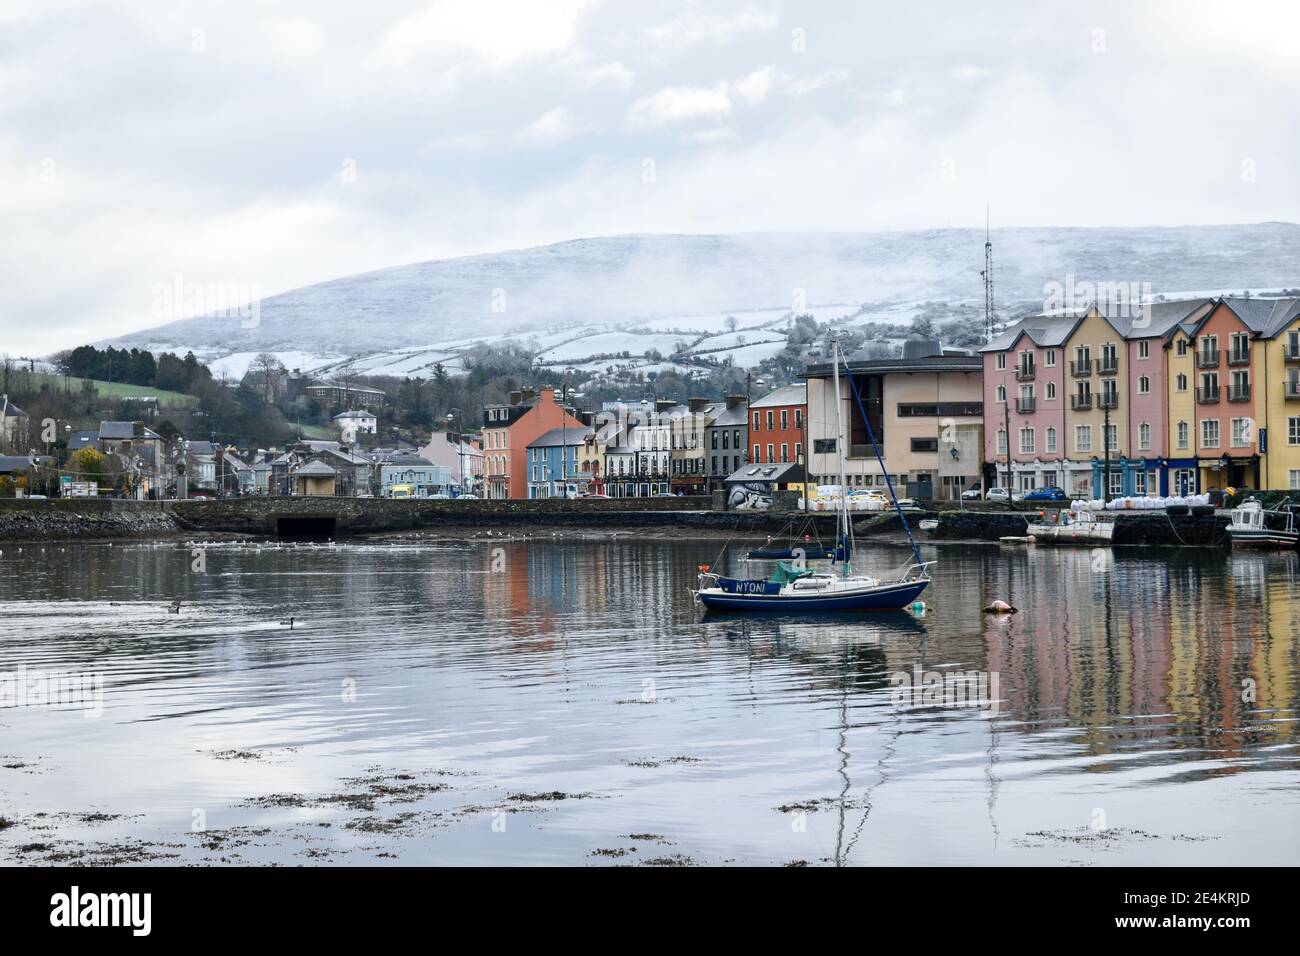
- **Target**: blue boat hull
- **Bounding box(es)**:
[698,579,928,612]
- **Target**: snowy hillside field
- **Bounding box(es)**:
[105,226,1300,378]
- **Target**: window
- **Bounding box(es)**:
[1138,340,1150,359]
[1045,350,1057,367]
[1105,424,1118,452]
[1139,423,1150,449]
[1231,418,1252,447]
[996,428,1008,455]
[1075,425,1092,453]
[1177,420,1189,449]
[911,437,939,452]
[1134,470,1147,494]
[780,443,789,462]
[1046,382,1056,400]
[766,411,774,430]
[1046,426,1057,453]
[766,443,774,463]
[1291,470,1300,491]
[753,443,761,462]
[1289,417,1300,446]
[733,429,740,449]
[1201,419,1220,448]
[795,410,803,429]
[996,353,1006,370]
[1109,471,1124,496]
[1176,373,1187,391]
[1019,427,1035,454]
[795,442,802,460]
[1177,338,1188,356]
[780,410,788,430]
[1139,376,1150,394]
[996,385,1006,402]
[753,412,760,431]
[813,438,836,454]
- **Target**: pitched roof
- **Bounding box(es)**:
[378,453,435,466]
[332,410,376,420]
[979,315,1083,352]
[1215,296,1300,338]
[528,426,594,449]
[1,399,26,418]
[98,421,161,441]
[707,404,749,427]
[724,461,806,483]
[750,383,806,409]
[67,429,99,450]
[0,454,35,472]
[290,459,337,476]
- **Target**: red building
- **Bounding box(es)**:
[748,383,807,466]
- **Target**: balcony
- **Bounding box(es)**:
[1286,380,1300,400]
[1070,359,1093,377]
[1197,349,1220,368]
[1285,347,1300,363]
[1097,358,1119,376]
[1070,394,1093,410]
[1227,349,1251,366]
[1228,383,1252,403]
[1015,397,1036,414]
[1197,386,1220,404]
[1099,393,1119,410]
[1014,365,1036,382]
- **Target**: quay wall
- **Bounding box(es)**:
[0,498,182,541]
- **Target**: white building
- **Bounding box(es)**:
[333,410,377,445]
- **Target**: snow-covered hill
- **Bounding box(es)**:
[105,225,1300,379]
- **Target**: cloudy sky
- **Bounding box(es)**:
[2,0,1298,353]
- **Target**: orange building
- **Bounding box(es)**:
[1189,301,1260,488]
[748,383,807,466]
[482,387,585,499]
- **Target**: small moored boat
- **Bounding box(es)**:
[1226,498,1299,549]
[1026,508,1114,545]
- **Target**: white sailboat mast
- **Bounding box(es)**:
[831,340,851,572]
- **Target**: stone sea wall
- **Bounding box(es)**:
[0,499,183,541]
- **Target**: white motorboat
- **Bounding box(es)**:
[1227,499,1299,549]
[1026,508,1114,545]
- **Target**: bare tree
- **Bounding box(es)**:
[249,352,284,403]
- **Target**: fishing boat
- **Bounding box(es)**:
[693,340,934,612]
[1226,498,1299,549]
[1025,508,1114,545]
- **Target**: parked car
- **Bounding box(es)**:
[652,492,678,497]
[985,487,1011,502]
[960,483,983,501]
[1023,486,1067,503]
[580,493,610,499]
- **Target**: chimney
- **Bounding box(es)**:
[688,397,708,414]
[538,387,554,404]
[725,394,745,410]
[579,410,594,427]
[509,390,522,405]
[520,387,538,403]
[655,399,675,414]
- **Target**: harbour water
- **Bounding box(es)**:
[1,537,1297,865]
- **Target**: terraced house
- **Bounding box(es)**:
[983,300,1215,497]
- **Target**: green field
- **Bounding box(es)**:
[30,373,199,407]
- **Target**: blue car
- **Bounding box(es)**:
[1022,486,1067,503]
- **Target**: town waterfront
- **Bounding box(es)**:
[1,537,1297,866]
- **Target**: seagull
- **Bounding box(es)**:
[168,601,182,614]
[278,617,295,629]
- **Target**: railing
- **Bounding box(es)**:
[1197,386,1220,404]
[1227,349,1251,366]
[1285,346,1300,363]
[1015,365,1036,381]
[1099,393,1119,409]
[1228,383,1252,402]
[1015,398,1036,413]
[1070,359,1093,377]
[1070,394,1092,410]
[1197,349,1220,368]
[1097,358,1119,375]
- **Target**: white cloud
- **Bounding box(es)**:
[627,84,732,128]
[379,0,591,68]
[646,2,779,48]
[518,107,582,145]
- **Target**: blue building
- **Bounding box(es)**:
[377,454,452,498]
[527,426,594,498]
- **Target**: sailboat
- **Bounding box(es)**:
[693,340,935,611]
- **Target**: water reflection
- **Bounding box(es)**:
[0,539,1296,865]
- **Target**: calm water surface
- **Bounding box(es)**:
[1,536,1297,865]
